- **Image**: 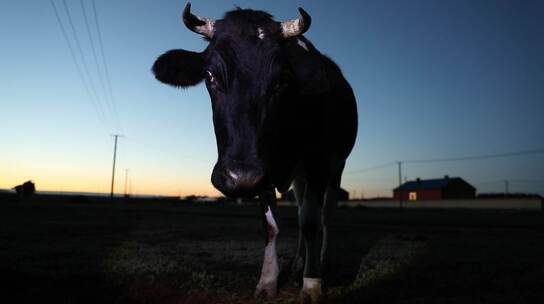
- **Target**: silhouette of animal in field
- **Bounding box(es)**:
[13,180,36,198]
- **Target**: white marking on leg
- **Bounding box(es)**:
[264,206,279,236]
[255,206,279,298]
[297,38,309,51]
[302,278,322,303]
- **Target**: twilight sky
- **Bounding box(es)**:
[1,0,543,197]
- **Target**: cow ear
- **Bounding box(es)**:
[152,49,205,88]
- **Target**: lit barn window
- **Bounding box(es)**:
[409,192,417,201]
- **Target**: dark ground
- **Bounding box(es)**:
[1,193,543,303]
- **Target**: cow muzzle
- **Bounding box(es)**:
[212,159,266,198]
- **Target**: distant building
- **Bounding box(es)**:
[393,176,476,201]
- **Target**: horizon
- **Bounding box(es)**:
[3,169,542,199]
[1,0,543,197]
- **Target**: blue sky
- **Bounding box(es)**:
[1,0,543,197]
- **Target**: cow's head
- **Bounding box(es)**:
[153,3,311,198]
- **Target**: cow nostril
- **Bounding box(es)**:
[212,161,266,197]
[224,168,263,189]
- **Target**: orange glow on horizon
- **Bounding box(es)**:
[0,164,222,197]
[1,178,222,197]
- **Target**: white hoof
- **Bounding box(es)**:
[300,278,322,303]
[255,277,278,298]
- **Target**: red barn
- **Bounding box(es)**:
[393,176,476,201]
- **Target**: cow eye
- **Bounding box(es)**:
[205,70,215,83]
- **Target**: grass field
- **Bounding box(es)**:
[1,194,544,303]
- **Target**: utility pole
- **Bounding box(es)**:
[110,134,123,198]
[397,161,403,209]
[124,169,129,197]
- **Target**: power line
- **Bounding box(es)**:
[474,180,505,186]
[345,161,396,174]
[510,179,544,184]
[61,0,105,120]
[347,148,544,175]
[477,179,544,186]
[49,0,106,127]
[124,138,209,164]
[404,148,544,164]
[80,0,112,121]
[91,0,123,132]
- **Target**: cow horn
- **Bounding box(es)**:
[280,8,312,38]
[182,2,215,38]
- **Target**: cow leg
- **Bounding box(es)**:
[255,188,280,298]
[300,180,326,303]
[291,175,306,285]
[320,161,345,293]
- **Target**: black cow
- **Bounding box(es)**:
[13,180,36,198]
[152,3,357,303]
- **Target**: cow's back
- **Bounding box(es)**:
[285,37,358,161]
[268,37,357,189]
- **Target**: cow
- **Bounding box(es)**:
[13,180,36,198]
[152,3,357,303]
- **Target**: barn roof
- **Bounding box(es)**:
[393,177,475,191]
